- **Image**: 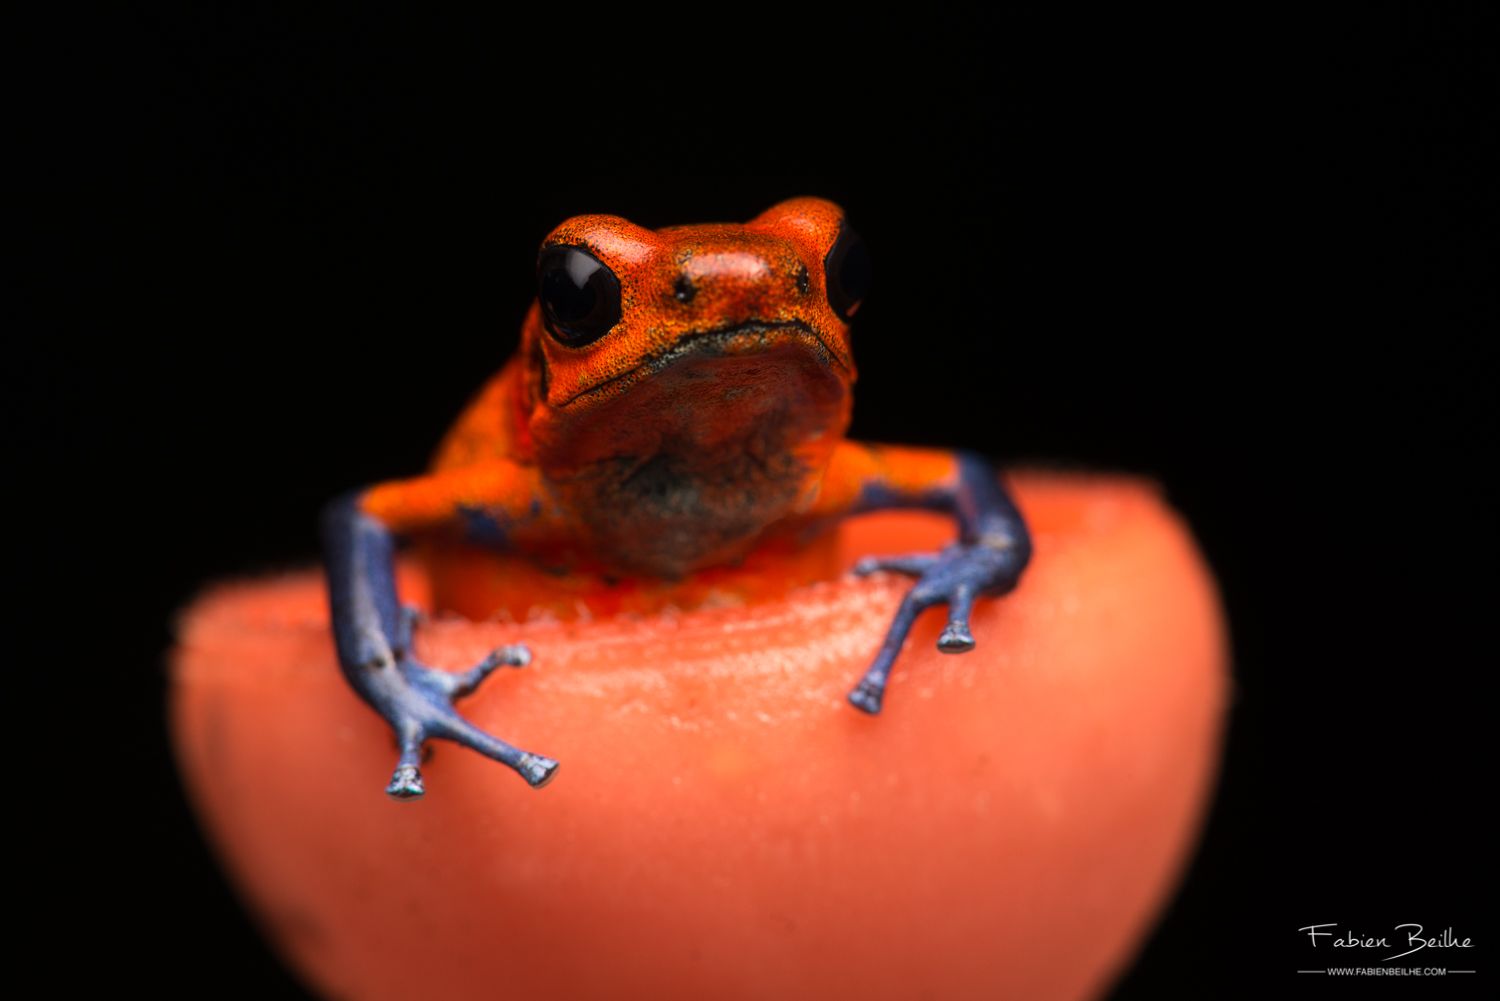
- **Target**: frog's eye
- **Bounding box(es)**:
[823,223,872,320]
[537,246,623,347]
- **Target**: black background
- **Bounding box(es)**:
[22,8,1492,999]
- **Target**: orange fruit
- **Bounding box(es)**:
[171,471,1227,1001]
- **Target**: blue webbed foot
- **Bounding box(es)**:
[359,608,557,799]
[848,540,1025,713]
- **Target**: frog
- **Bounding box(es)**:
[321,197,1032,799]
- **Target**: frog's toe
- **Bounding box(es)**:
[447,643,532,699]
[493,643,532,669]
[937,622,976,653]
[381,721,430,799]
[936,584,977,652]
[400,644,531,702]
[516,753,560,789]
[386,763,425,799]
[854,553,939,578]
[847,679,886,715]
[431,714,562,791]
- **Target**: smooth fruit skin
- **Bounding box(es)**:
[171,472,1228,1001]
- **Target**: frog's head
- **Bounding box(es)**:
[519,197,869,472]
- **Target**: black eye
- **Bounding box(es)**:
[823,223,872,320]
[537,245,622,347]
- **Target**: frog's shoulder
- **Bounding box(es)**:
[428,352,535,472]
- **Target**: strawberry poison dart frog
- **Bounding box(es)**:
[321,198,1032,799]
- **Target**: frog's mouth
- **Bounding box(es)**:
[554,320,847,409]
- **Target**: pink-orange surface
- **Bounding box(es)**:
[172,471,1228,1001]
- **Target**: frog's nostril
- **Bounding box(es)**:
[795,265,811,295]
[673,275,696,304]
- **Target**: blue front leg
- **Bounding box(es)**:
[321,494,559,798]
[847,452,1032,713]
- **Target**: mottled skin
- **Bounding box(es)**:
[322,198,1031,798]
